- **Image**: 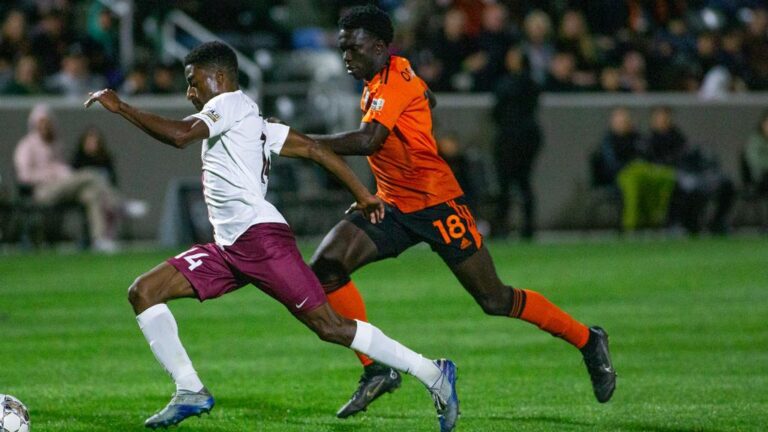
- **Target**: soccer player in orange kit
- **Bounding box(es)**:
[306,5,616,419]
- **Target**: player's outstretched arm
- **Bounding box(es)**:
[280,128,384,223]
[308,121,389,156]
[84,89,209,149]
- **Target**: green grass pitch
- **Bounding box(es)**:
[1,236,766,431]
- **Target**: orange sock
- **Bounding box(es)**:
[327,280,374,366]
[512,288,590,349]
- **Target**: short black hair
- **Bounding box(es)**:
[184,41,238,79]
[338,4,393,45]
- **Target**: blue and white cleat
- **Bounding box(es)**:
[428,359,459,432]
[144,387,215,429]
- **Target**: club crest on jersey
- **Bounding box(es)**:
[371,98,385,111]
[201,109,221,123]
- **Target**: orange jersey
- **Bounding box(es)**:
[360,56,463,213]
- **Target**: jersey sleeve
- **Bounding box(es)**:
[191,92,243,137]
[362,74,420,131]
[264,121,290,155]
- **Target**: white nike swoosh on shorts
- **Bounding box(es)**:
[295,297,309,309]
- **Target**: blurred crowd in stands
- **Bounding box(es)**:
[1,1,767,248]
[3,1,768,97]
[0,0,182,97]
[592,105,737,235]
[396,0,768,95]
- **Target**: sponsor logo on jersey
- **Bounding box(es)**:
[201,109,221,122]
[371,98,385,112]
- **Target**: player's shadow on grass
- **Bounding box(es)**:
[221,395,430,431]
[619,422,722,432]
[484,414,593,428]
[221,395,321,418]
[221,395,367,425]
[484,414,722,432]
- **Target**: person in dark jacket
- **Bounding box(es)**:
[647,106,735,234]
[72,125,117,186]
[597,107,676,232]
[492,44,541,239]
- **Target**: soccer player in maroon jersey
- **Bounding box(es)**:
[85,41,459,431]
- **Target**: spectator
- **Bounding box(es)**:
[86,3,118,63]
[427,8,476,91]
[599,66,627,92]
[492,44,541,239]
[7,0,768,96]
[0,9,30,62]
[647,18,695,90]
[719,27,749,84]
[150,62,178,94]
[619,50,648,93]
[83,3,120,83]
[45,44,107,98]
[13,104,121,252]
[29,10,69,77]
[470,3,514,91]
[647,106,735,234]
[743,7,768,89]
[72,124,148,220]
[522,10,554,86]
[659,18,696,57]
[694,32,720,77]
[0,8,29,89]
[646,106,687,166]
[597,107,676,232]
[2,54,43,95]
[556,9,599,88]
[120,64,150,95]
[744,110,768,196]
[71,125,117,186]
[544,50,581,92]
[597,107,643,187]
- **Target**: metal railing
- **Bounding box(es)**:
[160,10,263,100]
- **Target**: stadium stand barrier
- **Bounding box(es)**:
[3,93,768,243]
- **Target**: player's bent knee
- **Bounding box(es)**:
[310,256,350,293]
[128,275,161,310]
[127,277,142,306]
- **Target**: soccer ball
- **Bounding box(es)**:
[0,395,29,432]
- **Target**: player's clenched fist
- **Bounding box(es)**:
[84,89,122,112]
